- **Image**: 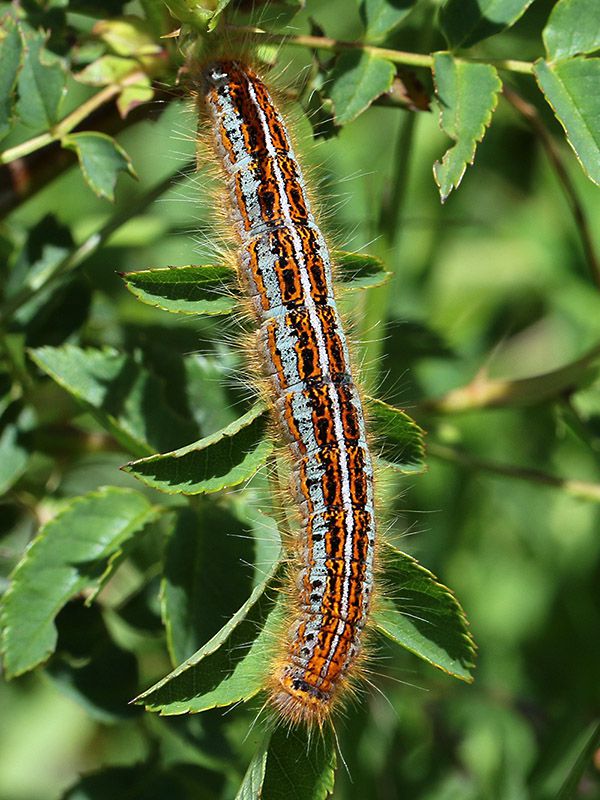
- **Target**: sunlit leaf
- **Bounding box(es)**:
[117,74,154,117]
[433,53,501,202]
[335,251,391,291]
[136,562,282,715]
[374,544,476,682]
[75,55,138,86]
[121,264,238,316]
[543,0,600,61]
[0,487,160,678]
[93,16,161,56]
[123,404,273,494]
[120,252,389,316]
[329,51,395,125]
[534,57,600,186]
[366,396,426,474]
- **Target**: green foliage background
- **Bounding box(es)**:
[1,0,600,797]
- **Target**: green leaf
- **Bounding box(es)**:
[0,487,160,678]
[358,0,416,43]
[117,74,154,118]
[46,602,140,723]
[543,0,600,61]
[63,762,223,800]
[0,423,29,494]
[556,720,600,800]
[162,0,231,31]
[63,132,136,202]
[29,345,199,456]
[440,0,535,49]
[93,16,161,57]
[136,562,282,715]
[373,543,476,682]
[120,251,388,316]
[161,505,255,664]
[335,250,391,291]
[238,728,336,800]
[433,53,502,202]
[0,15,22,141]
[5,213,73,302]
[235,743,267,800]
[123,404,273,494]
[121,264,239,316]
[534,57,600,186]
[366,396,426,474]
[16,25,66,129]
[329,51,396,125]
[207,0,234,32]
[75,55,138,86]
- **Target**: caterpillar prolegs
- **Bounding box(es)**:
[199,59,376,726]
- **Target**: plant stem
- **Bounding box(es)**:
[0,161,195,324]
[0,71,146,166]
[421,343,600,414]
[428,442,600,503]
[229,28,534,75]
[503,85,600,291]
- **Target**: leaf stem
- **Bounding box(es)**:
[428,442,600,503]
[0,161,195,324]
[502,85,600,291]
[229,28,534,75]
[0,72,146,166]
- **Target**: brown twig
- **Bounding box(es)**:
[503,84,600,291]
[0,85,181,220]
[429,442,600,503]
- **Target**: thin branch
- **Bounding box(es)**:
[503,85,600,291]
[0,71,147,165]
[0,160,196,324]
[228,28,534,75]
[0,85,181,220]
[421,343,600,414]
[428,442,600,503]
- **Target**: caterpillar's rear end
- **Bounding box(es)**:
[199,59,376,726]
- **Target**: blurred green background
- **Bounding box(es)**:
[1,0,600,797]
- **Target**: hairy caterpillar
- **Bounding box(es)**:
[197,58,376,727]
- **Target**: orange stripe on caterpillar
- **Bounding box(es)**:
[199,59,376,726]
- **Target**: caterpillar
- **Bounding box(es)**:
[198,58,376,727]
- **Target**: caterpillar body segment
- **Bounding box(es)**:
[200,59,376,726]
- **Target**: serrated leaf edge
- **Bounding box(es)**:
[374,542,477,682]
